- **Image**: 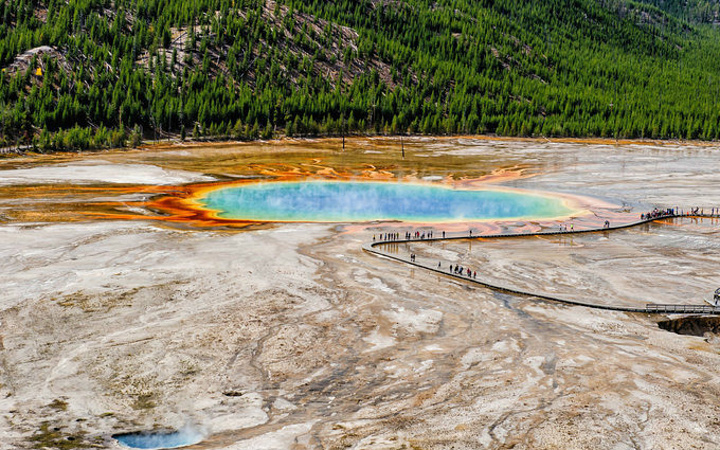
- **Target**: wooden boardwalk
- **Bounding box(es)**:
[363,212,720,315]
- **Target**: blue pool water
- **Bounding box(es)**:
[114,428,203,449]
[199,181,574,222]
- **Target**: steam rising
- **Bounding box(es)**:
[114,423,205,449]
[200,181,573,222]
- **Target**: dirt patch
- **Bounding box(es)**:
[658,316,720,336]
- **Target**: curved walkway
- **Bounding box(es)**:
[363,213,720,315]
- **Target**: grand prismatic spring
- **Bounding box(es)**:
[197,181,577,223]
[1,137,720,449]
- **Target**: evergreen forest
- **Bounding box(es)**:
[2,0,720,150]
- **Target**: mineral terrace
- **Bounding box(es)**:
[1,138,720,450]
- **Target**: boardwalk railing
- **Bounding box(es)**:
[364,212,720,315]
[645,304,720,314]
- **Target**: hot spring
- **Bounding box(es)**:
[197,181,576,223]
[113,426,204,449]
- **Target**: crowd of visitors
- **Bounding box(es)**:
[373,230,440,241]
[639,207,720,220]
[640,206,720,220]
[374,229,474,242]
[407,250,479,280]
[403,249,478,281]
[449,263,477,279]
[640,208,675,220]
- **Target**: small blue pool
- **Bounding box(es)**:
[114,428,203,449]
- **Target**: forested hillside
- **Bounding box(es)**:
[631,0,720,23]
[2,0,720,150]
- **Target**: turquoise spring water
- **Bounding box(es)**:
[198,181,574,222]
[114,427,203,449]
